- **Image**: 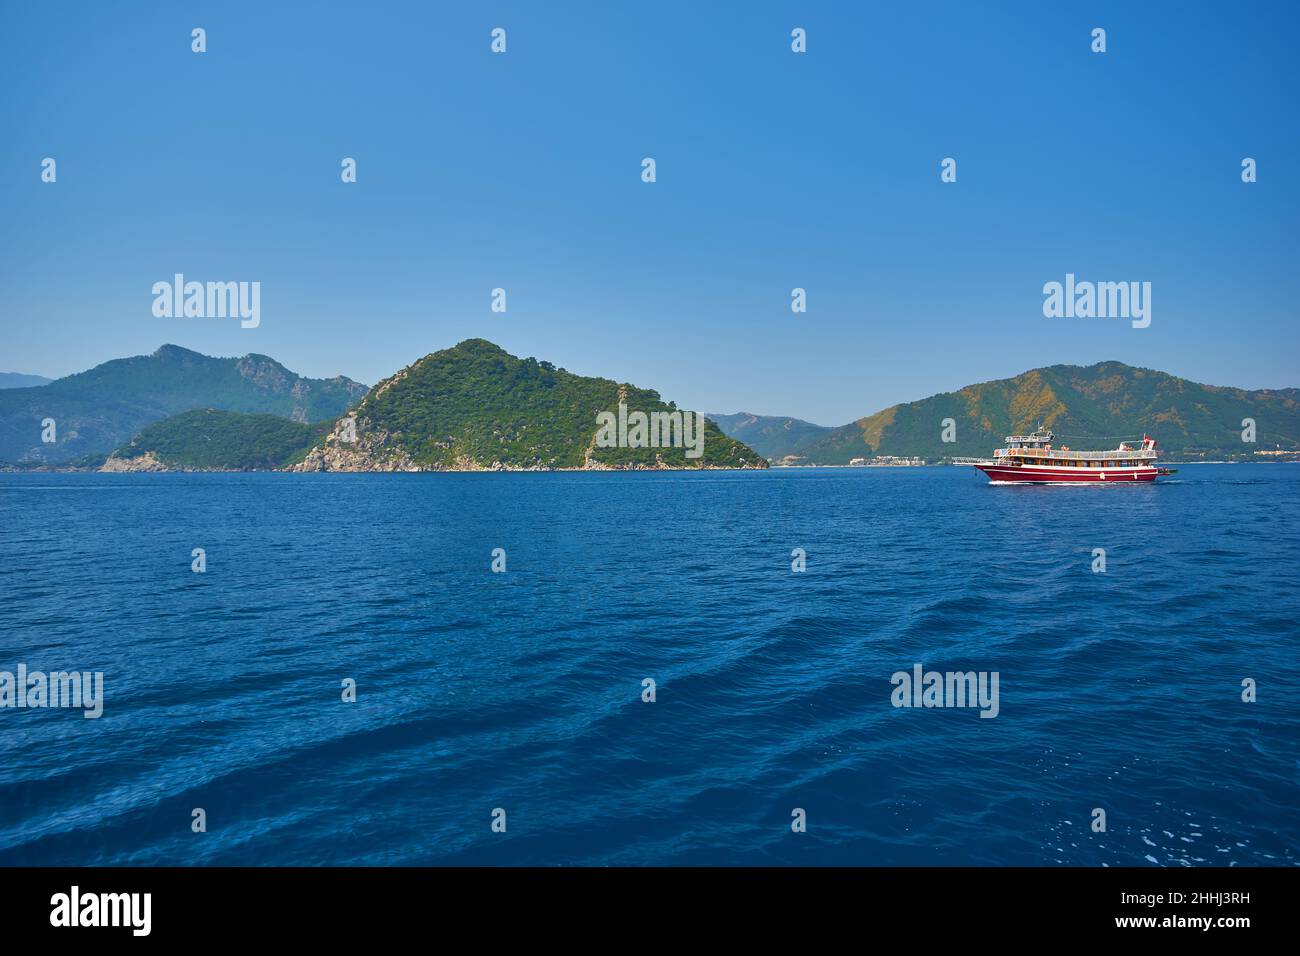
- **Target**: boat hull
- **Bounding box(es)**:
[976,464,1157,484]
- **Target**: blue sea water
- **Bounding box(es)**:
[0,465,1296,867]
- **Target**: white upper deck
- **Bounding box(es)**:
[1003,428,1056,447]
[995,426,1158,462]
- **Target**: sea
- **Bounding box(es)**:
[1,464,1296,866]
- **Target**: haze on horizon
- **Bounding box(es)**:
[2,1,1296,425]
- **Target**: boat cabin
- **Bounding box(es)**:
[1003,428,1055,451]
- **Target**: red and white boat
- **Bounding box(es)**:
[959,426,1173,484]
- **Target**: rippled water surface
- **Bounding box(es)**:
[1,465,1297,865]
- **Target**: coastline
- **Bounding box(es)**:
[1,461,771,475]
[5,458,1292,475]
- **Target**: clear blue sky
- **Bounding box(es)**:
[2,1,1296,425]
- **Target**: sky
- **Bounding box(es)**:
[1,1,1296,426]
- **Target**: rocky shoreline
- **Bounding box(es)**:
[5,458,768,474]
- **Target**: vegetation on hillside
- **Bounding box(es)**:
[110,409,332,470]
[780,362,1300,464]
[336,339,765,469]
[0,344,366,464]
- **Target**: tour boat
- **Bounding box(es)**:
[958,427,1174,484]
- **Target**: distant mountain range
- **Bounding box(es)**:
[706,413,835,461]
[95,340,766,472]
[0,345,368,464]
[0,373,52,389]
[712,362,1300,463]
[6,346,1295,470]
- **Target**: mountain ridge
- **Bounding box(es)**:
[94,339,768,472]
[0,372,52,389]
[712,361,1300,464]
[705,412,835,463]
[288,338,766,472]
[0,345,368,464]
[10,346,1297,469]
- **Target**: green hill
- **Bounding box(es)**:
[0,345,367,464]
[706,412,834,463]
[777,361,1300,464]
[292,339,766,471]
[103,409,332,471]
